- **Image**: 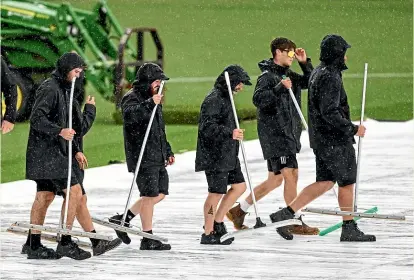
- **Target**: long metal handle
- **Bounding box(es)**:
[287,87,308,130]
[224,72,260,218]
[63,77,77,229]
[121,81,165,226]
[354,63,368,212]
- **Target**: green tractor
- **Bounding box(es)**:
[1,0,164,122]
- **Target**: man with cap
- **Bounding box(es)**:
[24,52,121,260]
[1,56,17,134]
[109,62,174,250]
[268,34,376,242]
[226,37,319,237]
[195,65,252,245]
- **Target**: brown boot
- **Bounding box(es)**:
[289,216,319,235]
[226,204,249,230]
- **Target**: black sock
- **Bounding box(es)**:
[343,220,354,225]
[60,235,72,246]
[25,230,31,246]
[286,206,295,215]
[89,230,100,247]
[144,230,153,234]
[30,234,41,250]
[125,210,136,224]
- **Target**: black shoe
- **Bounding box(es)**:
[56,241,91,260]
[109,214,131,245]
[200,231,232,245]
[140,237,171,250]
[213,221,234,245]
[27,245,62,260]
[340,221,376,242]
[269,208,294,240]
[21,243,30,254]
[92,238,122,256]
[200,232,219,244]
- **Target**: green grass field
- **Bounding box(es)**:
[1,0,412,182]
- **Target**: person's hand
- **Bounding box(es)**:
[295,48,307,63]
[232,129,244,141]
[1,120,14,134]
[281,78,292,89]
[75,152,88,170]
[153,94,162,105]
[59,128,76,141]
[166,156,175,166]
[356,125,366,137]
[86,95,95,106]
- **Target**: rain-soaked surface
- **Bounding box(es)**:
[1,119,413,280]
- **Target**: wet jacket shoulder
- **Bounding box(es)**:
[1,57,17,123]
[253,58,313,159]
[195,88,239,172]
[122,87,173,172]
[308,64,358,149]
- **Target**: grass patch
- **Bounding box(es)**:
[1,0,412,182]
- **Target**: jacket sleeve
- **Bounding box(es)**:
[160,109,174,158]
[199,98,233,141]
[252,73,282,109]
[290,58,314,89]
[1,58,17,123]
[30,86,62,136]
[81,103,96,136]
[166,141,174,157]
[122,94,156,125]
[72,138,81,156]
[319,75,358,136]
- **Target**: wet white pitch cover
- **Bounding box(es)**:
[1,119,413,280]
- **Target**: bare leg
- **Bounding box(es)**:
[30,192,55,234]
[61,184,83,230]
[129,195,165,216]
[73,195,94,232]
[129,199,142,216]
[280,168,298,205]
[215,183,246,222]
[289,181,335,212]
[139,194,165,232]
[245,172,283,205]
[203,193,222,234]
[338,184,354,221]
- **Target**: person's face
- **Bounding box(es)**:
[150,79,162,95]
[234,82,244,93]
[67,67,83,82]
[276,48,295,67]
[344,55,348,63]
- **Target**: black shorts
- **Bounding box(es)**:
[35,177,85,197]
[136,166,169,197]
[314,143,357,187]
[267,155,298,174]
[205,166,245,194]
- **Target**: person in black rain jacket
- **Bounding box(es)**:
[25,52,121,260]
[109,63,174,251]
[227,38,319,236]
[196,64,252,245]
[269,34,376,243]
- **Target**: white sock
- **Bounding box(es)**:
[240,200,251,212]
[294,210,302,218]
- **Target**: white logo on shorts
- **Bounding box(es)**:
[280,156,286,165]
